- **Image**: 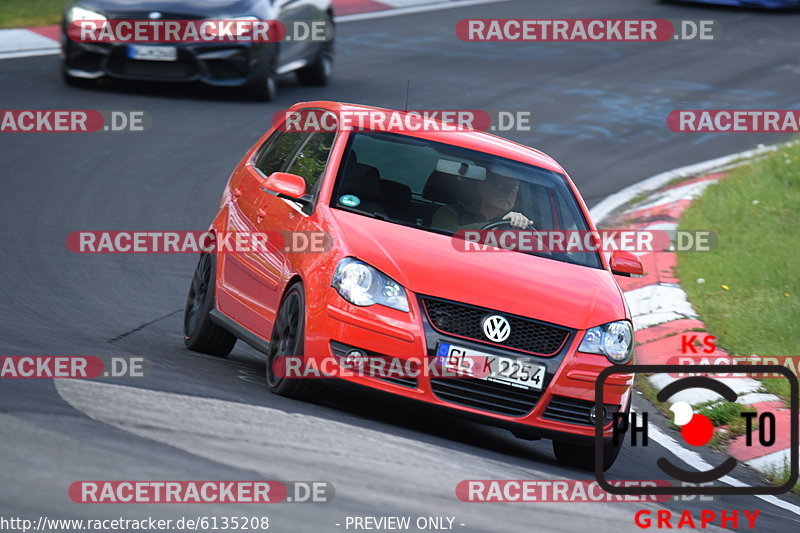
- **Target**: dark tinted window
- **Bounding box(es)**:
[255,131,306,176]
[332,131,601,269]
[286,132,336,194]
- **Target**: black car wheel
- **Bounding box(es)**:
[295,49,333,86]
[183,253,236,357]
[265,282,321,401]
[244,46,278,102]
[296,15,334,86]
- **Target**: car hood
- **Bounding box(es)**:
[329,210,627,331]
[73,0,256,18]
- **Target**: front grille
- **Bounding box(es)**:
[108,57,198,79]
[430,377,542,416]
[421,297,570,355]
[543,395,618,426]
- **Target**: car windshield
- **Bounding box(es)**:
[331,131,602,269]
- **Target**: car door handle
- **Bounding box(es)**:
[232,188,241,202]
[256,208,266,222]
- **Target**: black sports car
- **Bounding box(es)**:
[61,0,334,100]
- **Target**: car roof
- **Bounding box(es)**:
[288,101,567,175]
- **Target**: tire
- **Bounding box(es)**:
[243,69,278,102]
[552,435,624,472]
[295,17,334,86]
[243,46,278,101]
[183,253,236,357]
[295,49,332,86]
[265,282,321,402]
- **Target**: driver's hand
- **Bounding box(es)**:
[502,211,532,229]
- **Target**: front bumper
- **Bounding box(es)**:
[307,290,633,442]
[61,37,265,86]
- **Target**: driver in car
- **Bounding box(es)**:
[432,172,533,231]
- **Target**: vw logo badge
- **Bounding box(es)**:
[482,315,511,343]
[148,12,162,20]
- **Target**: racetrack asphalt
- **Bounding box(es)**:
[1,0,800,531]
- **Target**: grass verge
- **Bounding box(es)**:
[676,144,800,404]
[0,0,70,29]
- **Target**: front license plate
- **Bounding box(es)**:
[127,45,178,62]
[436,342,546,390]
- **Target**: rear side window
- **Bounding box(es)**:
[255,131,306,176]
[286,132,336,194]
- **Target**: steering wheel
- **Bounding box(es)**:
[480,219,537,231]
[479,219,555,256]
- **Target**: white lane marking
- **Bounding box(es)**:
[641,414,800,517]
[746,447,798,473]
[336,0,512,22]
[589,143,791,225]
[0,28,58,57]
[0,47,59,60]
[54,379,658,528]
[623,284,698,330]
[630,179,717,214]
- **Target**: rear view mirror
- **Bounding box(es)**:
[263,172,306,200]
[435,159,486,180]
[609,250,644,277]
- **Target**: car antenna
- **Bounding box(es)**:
[403,80,411,112]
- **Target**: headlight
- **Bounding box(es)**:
[331,257,410,312]
[66,6,107,23]
[578,320,634,364]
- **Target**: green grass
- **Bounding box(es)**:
[0,0,71,29]
[676,144,800,403]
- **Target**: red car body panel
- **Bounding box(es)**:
[209,101,635,440]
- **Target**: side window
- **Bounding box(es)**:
[255,131,307,176]
[286,132,336,194]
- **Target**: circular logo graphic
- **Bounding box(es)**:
[339,194,361,207]
[482,315,511,343]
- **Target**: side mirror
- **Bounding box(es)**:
[609,250,644,277]
[263,172,307,200]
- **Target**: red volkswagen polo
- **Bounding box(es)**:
[183,101,643,471]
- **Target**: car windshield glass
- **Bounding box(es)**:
[331,131,602,269]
